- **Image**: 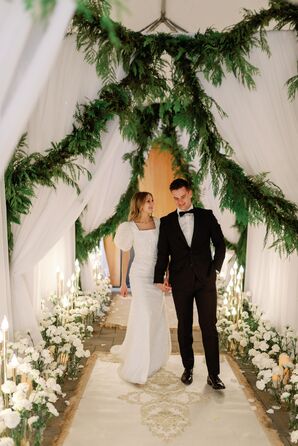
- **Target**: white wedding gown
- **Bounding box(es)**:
[111,217,171,384]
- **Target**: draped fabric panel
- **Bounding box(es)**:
[0,0,75,180]
[11,118,135,341]
[9,34,100,339]
[199,31,298,329]
[0,180,13,337]
[79,128,134,292]
[8,33,133,340]
[34,226,76,317]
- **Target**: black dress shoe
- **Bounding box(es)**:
[181,368,193,385]
[207,375,225,390]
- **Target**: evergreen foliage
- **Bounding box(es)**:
[6,0,298,265]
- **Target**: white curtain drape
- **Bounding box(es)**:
[0,0,75,180]
[11,118,135,340]
[79,129,134,292]
[0,179,13,337]
[35,227,76,317]
[200,31,298,329]
[8,32,133,339]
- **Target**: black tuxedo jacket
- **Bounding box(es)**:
[154,208,226,288]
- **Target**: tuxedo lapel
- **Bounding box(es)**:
[190,208,199,247]
[172,212,190,248]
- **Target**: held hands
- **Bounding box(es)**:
[120,283,128,297]
[155,279,171,293]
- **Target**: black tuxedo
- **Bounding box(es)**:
[154,208,226,375]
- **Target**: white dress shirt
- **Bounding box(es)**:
[177,205,194,247]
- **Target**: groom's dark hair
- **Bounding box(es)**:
[169,178,191,191]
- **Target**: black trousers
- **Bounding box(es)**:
[172,272,220,376]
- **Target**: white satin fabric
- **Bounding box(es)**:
[111,219,171,384]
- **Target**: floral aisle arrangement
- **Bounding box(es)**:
[217,262,298,444]
[0,262,112,445]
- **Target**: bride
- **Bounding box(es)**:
[111,191,171,384]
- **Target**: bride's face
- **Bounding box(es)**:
[141,194,154,214]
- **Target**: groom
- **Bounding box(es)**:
[154,178,226,390]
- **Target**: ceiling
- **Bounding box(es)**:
[110,0,270,34]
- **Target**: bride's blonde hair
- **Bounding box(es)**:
[128,192,153,221]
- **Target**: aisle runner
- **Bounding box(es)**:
[105,293,200,329]
[60,354,280,446]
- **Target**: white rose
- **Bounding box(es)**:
[31,352,39,361]
[18,363,32,374]
[75,350,84,358]
[248,348,257,357]
[16,383,29,393]
[271,344,280,353]
[12,398,32,412]
[272,366,283,377]
[53,336,62,344]
[240,339,248,347]
[1,381,16,394]
[28,416,39,427]
[48,393,58,403]
[0,438,15,446]
[291,374,298,384]
[256,380,266,390]
[260,369,272,380]
[291,430,298,443]
[258,341,269,352]
[46,402,59,417]
[0,409,21,429]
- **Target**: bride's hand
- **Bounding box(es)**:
[155,283,171,293]
[120,283,128,297]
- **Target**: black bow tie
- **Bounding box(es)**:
[179,209,195,217]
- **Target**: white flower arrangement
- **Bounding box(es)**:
[0,270,112,445]
[217,287,298,442]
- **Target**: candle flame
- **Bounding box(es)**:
[9,353,19,368]
[1,315,9,331]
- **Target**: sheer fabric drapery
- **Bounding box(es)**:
[0,1,75,338]
[199,31,298,329]
[11,119,135,341]
[79,128,134,292]
[0,0,75,180]
[9,34,133,339]
[0,180,13,337]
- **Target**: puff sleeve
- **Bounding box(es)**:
[114,222,133,252]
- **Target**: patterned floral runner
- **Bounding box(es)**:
[59,353,282,446]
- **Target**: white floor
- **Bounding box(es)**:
[62,355,276,446]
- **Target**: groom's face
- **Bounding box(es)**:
[171,187,193,211]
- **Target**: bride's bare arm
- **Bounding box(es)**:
[120,250,130,297]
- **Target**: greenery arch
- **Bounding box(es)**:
[5,0,298,266]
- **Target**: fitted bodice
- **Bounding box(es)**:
[114,218,160,278]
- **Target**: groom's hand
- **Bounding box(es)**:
[155,283,171,293]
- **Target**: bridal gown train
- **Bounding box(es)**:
[111,217,171,384]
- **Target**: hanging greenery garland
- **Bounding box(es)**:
[5,0,298,265]
[71,0,298,261]
[72,0,298,96]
